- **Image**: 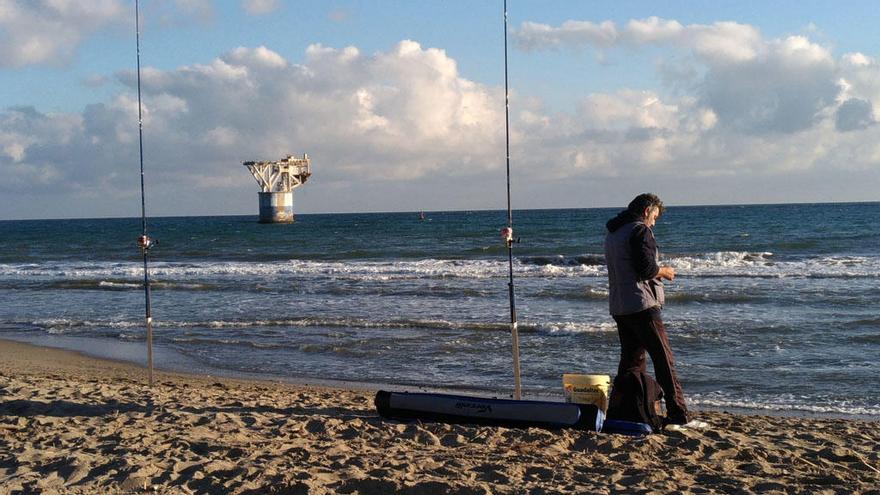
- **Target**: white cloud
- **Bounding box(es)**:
[842,52,873,67]
[504,17,880,185]
[0,42,505,206]
[515,17,848,135]
[509,91,711,179]
[682,21,762,63]
[3,23,880,218]
[242,0,279,16]
[0,0,126,67]
[0,107,85,191]
[839,53,880,113]
[515,17,763,63]
[581,90,679,130]
[623,17,683,44]
[226,46,287,69]
[515,20,617,50]
[698,36,837,135]
[0,0,221,68]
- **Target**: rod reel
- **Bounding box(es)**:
[137,235,157,251]
[500,227,521,247]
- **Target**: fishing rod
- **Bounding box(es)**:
[134,0,155,388]
[501,0,522,400]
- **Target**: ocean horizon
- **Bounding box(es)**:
[3,199,878,223]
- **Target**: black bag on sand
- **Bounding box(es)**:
[606,371,665,432]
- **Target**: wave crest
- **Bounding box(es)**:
[29,316,616,335]
[1,252,878,284]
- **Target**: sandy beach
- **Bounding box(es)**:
[0,339,878,494]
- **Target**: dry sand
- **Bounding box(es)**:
[1,339,878,494]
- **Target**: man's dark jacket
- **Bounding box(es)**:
[604,211,665,316]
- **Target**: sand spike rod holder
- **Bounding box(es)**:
[503,0,523,400]
[134,0,155,388]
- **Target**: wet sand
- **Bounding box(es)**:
[1,339,878,494]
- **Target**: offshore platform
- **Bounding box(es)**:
[243,154,312,223]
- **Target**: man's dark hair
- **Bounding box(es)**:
[627,193,665,217]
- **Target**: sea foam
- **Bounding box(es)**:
[2,252,878,284]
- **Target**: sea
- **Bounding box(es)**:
[1,203,878,419]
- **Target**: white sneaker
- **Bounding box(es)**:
[666,420,709,431]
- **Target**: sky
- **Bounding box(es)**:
[1,1,879,220]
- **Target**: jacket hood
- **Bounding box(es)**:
[606,210,639,233]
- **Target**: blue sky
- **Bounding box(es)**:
[1,1,879,219]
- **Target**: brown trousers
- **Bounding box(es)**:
[613,309,688,423]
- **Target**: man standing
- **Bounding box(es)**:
[604,193,690,427]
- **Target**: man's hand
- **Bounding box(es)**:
[657,266,676,281]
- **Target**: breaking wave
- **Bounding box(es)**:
[519,254,605,267]
[1,252,877,286]
[690,392,880,417]
[25,316,618,336]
